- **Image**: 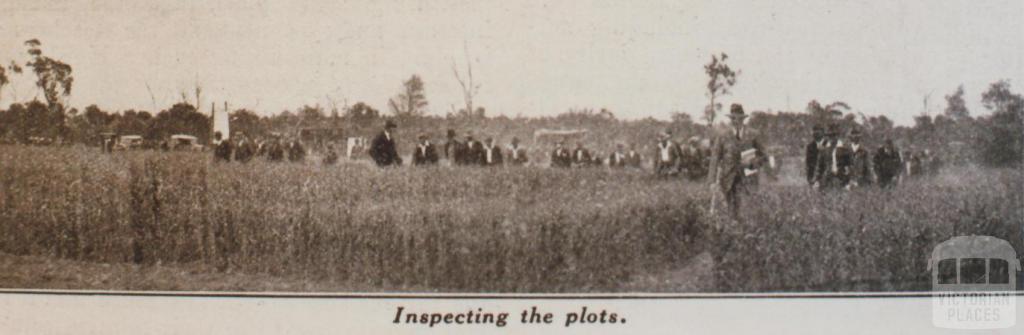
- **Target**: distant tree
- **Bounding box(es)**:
[0,61,21,104]
[149,103,211,143]
[114,110,151,136]
[703,52,738,125]
[24,39,73,111]
[943,85,970,121]
[978,80,1023,167]
[345,102,380,127]
[388,75,428,118]
[229,109,265,138]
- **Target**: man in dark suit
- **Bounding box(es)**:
[805,125,824,185]
[680,137,708,180]
[709,104,767,216]
[874,139,902,188]
[213,131,233,163]
[464,134,483,166]
[813,123,850,190]
[444,129,465,165]
[571,142,591,168]
[507,137,528,166]
[287,138,306,162]
[482,137,503,166]
[412,134,439,166]
[370,120,402,167]
[608,143,628,168]
[550,141,571,168]
[846,128,873,188]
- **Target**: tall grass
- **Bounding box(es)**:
[0,145,1019,292]
[0,146,702,292]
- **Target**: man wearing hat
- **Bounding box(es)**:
[654,130,681,176]
[805,125,825,185]
[812,123,850,190]
[412,134,438,166]
[482,137,504,167]
[370,120,402,167]
[709,104,767,216]
[846,127,873,188]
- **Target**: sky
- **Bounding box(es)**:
[0,0,1021,125]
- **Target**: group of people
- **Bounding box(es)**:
[805,123,942,190]
[212,131,315,164]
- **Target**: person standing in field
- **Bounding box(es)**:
[507,137,528,166]
[464,133,483,166]
[874,139,902,188]
[654,131,681,176]
[550,141,571,168]
[709,104,766,216]
[846,128,873,188]
[482,137,503,167]
[213,131,234,163]
[571,142,592,168]
[444,129,465,165]
[805,125,824,185]
[287,138,306,162]
[412,134,438,166]
[266,137,285,162]
[813,123,850,190]
[234,132,256,163]
[608,143,628,168]
[680,137,708,180]
[625,143,643,169]
[322,143,339,165]
[370,120,402,167]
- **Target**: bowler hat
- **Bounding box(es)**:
[728,104,747,119]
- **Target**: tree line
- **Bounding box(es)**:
[0,40,1020,167]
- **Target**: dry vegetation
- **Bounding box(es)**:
[0,145,1020,292]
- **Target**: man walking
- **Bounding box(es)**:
[813,124,850,190]
[370,120,402,167]
[805,125,824,185]
[846,128,873,188]
[709,104,766,216]
[874,139,902,188]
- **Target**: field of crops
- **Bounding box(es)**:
[0,145,1020,292]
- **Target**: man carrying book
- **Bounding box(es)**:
[709,104,767,216]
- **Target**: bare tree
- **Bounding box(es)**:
[452,42,482,118]
[703,52,738,125]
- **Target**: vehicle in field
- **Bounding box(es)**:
[928,235,1020,291]
[115,135,144,150]
[170,134,204,151]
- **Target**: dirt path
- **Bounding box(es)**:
[624,251,715,292]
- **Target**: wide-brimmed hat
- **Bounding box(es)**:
[728,104,747,119]
[384,120,397,128]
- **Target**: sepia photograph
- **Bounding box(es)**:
[0,0,1021,300]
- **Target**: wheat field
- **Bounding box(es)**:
[0,145,1020,292]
